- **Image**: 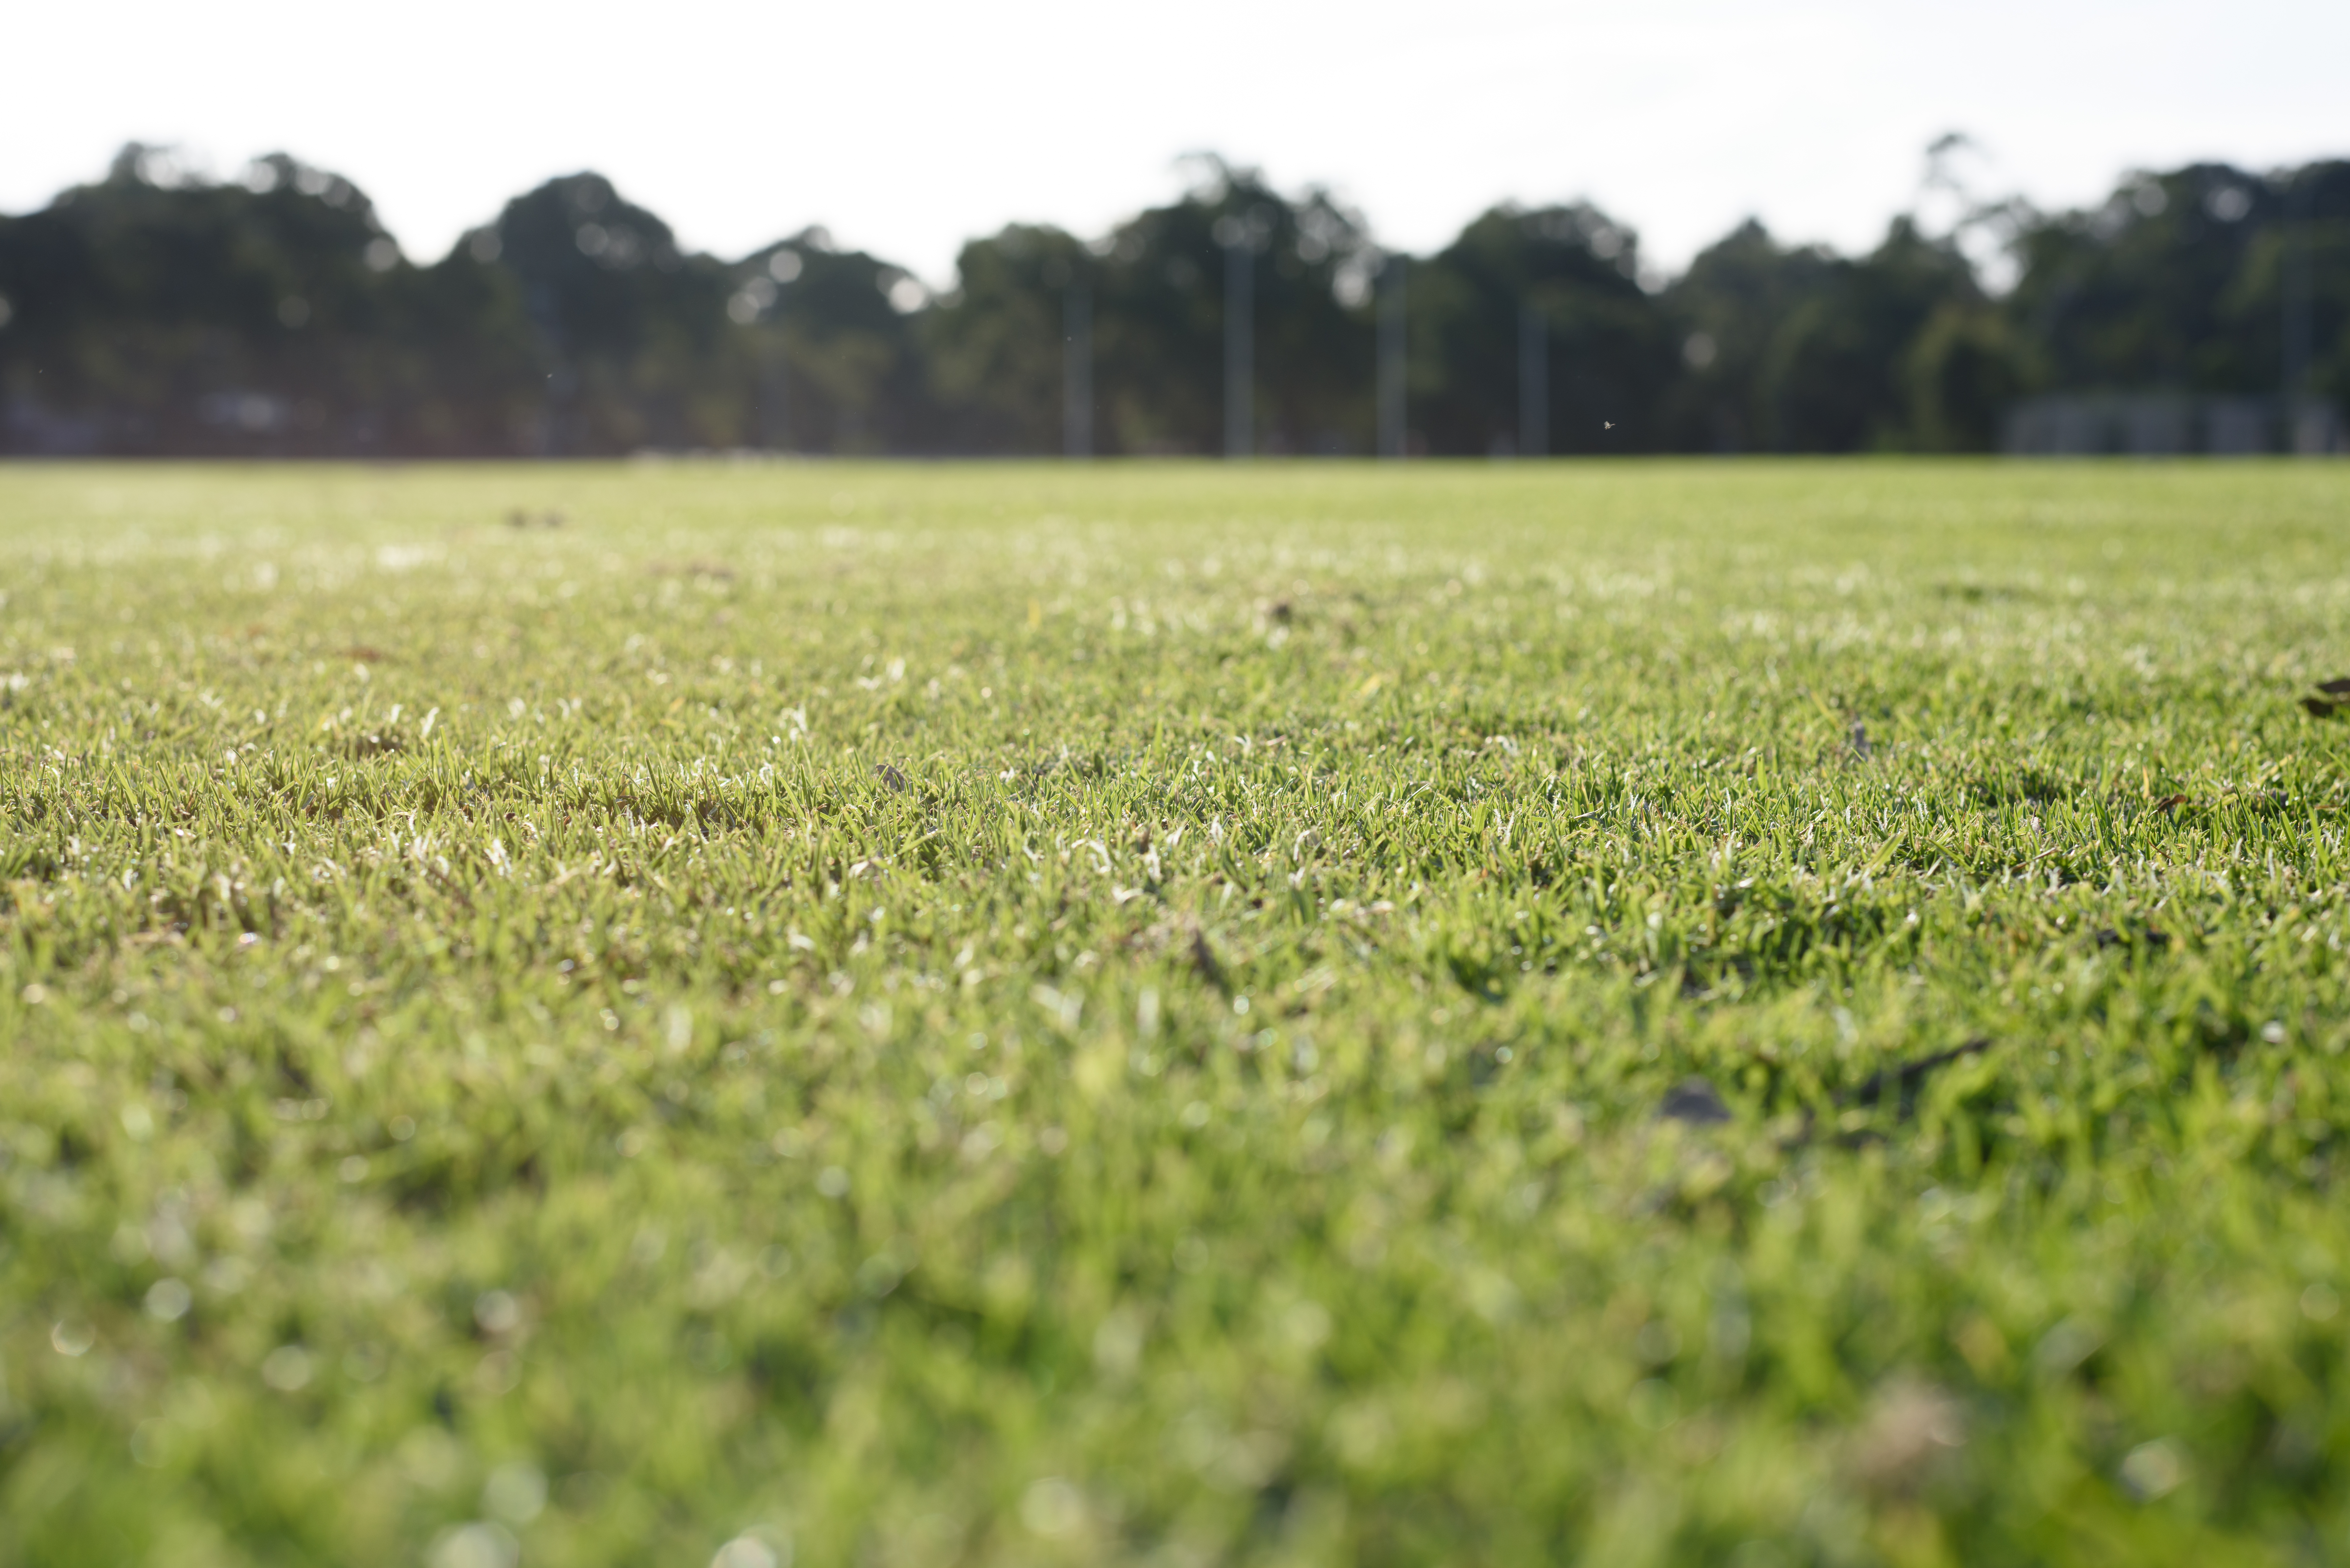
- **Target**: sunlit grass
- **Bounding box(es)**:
[4,458,2349,1566]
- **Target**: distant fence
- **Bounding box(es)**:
[2003,395,2346,457]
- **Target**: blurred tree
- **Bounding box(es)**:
[1654,216,1986,451]
[0,147,541,456]
[921,224,1095,455]
[2261,161,2350,415]
[485,173,746,453]
[2009,164,2270,393]
[725,230,937,456]
[1083,160,1377,455]
[2004,160,2350,412]
[3,147,2344,459]
[1654,220,1834,453]
[1759,218,1983,451]
[1410,203,1674,454]
[1904,300,2023,451]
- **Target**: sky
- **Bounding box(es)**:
[6,0,2346,287]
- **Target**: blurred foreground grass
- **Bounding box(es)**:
[4,459,2350,1566]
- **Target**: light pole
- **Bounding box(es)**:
[762,248,802,453]
[1518,301,1548,458]
[1377,254,1407,460]
[1064,281,1092,459]
[762,340,790,455]
[1220,225,1254,459]
[2283,166,2314,453]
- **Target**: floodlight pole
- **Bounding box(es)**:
[2283,167,2314,452]
[763,266,792,454]
[1518,301,1548,458]
[1224,237,1253,459]
[765,338,791,455]
[1064,282,1093,459]
[1377,255,1407,459]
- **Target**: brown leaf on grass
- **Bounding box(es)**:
[2152,794,2190,813]
[2302,679,2350,717]
[873,764,908,794]
[338,645,389,663]
[1658,1078,1732,1125]
[1846,1038,1992,1112]
[1771,1039,2000,1148]
[1188,927,1226,992]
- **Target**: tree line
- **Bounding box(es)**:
[1,143,2343,458]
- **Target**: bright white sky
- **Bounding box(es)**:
[7,0,2346,286]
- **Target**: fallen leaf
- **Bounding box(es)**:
[1188,927,1225,991]
[1846,1038,1991,1111]
[1658,1078,1731,1125]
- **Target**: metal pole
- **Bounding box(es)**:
[1518,301,1548,458]
[760,268,791,453]
[1224,240,1253,459]
[764,341,790,454]
[1063,283,1092,459]
[2283,168,2314,452]
[1377,255,1407,459]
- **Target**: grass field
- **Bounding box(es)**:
[4,459,2350,1567]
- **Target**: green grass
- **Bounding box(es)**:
[4,458,2350,1567]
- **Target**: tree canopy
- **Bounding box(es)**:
[2,146,2343,456]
